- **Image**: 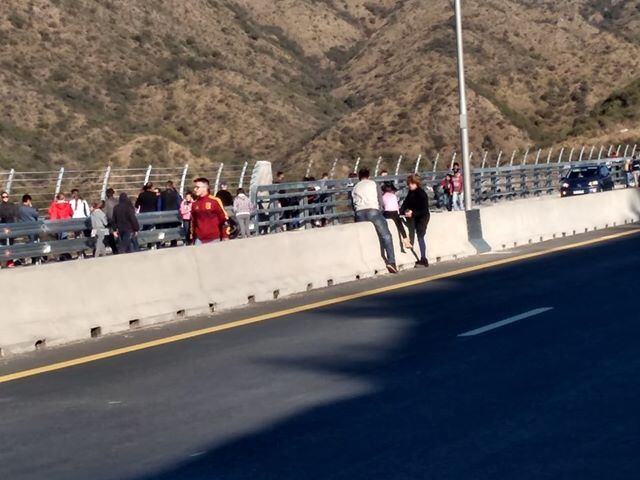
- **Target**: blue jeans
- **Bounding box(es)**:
[355,209,396,265]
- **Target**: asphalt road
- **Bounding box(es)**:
[1,229,639,479]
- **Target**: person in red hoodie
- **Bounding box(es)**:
[190,177,229,244]
[48,193,73,220]
[450,162,464,211]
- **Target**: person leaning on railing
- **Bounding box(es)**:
[351,168,397,274]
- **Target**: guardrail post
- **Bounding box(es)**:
[496,150,503,168]
[481,151,488,169]
[623,145,630,158]
[237,161,248,189]
[578,146,585,162]
[615,144,622,157]
[546,148,553,164]
[534,148,541,165]
[5,168,15,194]
[374,156,382,176]
[432,153,439,180]
[100,165,111,200]
[305,159,313,178]
[449,151,457,170]
[179,164,190,195]
[490,169,498,201]
[522,148,529,165]
[557,147,564,163]
[353,157,361,173]
[568,147,575,163]
[394,155,403,175]
[414,154,422,174]
[55,167,65,195]
[598,146,604,160]
[329,158,339,178]
[143,165,152,186]
[214,163,224,194]
[632,144,638,158]
[607,145,613,157]
[588,145,595,160]
[509,149,517,166]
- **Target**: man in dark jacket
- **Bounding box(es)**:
[215,183,234,207]
[135,183,158,213]
[0,191,18,224]
[160,181,181,211]
[0,191,19,267]
[18,194,40,264]
[112,193,140,253]
[159,181,181,246]
[104,188,119,254]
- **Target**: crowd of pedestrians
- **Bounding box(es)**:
[2,166,465,271]
[0,176,256,268]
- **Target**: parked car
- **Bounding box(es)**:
[560,165,614,197]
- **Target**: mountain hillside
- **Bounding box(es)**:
[1,0,639,175]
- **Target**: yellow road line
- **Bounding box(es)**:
[1,228,638,385]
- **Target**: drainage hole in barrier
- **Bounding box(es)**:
[176,309,186,318]
[327,279,334,287]
[209,303,216,313]
[273,290,280,300]
[248,295,256,304]
[129,319,140,329]
[306,283,313,292]
[90,327,102,338]
[35,339,46,350]
[540,236,543,242]
[355,275,361,280]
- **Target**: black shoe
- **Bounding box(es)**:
[415,258,429,268]
[386,263,399,274]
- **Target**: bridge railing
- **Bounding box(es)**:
[254,158,629,233]
[1,211,184,262]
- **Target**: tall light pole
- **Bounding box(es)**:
[454,0,472,210]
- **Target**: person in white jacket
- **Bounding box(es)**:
[351,168,397,273]
[233,188,254,238]
[69,189,90,219]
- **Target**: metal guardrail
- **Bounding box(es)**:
[0,156,632,264]
[253,158,629,233]
[0,162,251,212]
[1,211,183,262]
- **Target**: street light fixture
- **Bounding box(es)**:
[454,0,473,210]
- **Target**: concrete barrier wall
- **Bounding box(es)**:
[479,189,640,250]
[0,215,476,355]
[2,189,638,356]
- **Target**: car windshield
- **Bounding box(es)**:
[567,167,598,179]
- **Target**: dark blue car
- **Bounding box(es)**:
[560,165,614,197]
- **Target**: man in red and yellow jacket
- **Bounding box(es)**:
[190,177,230,244]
